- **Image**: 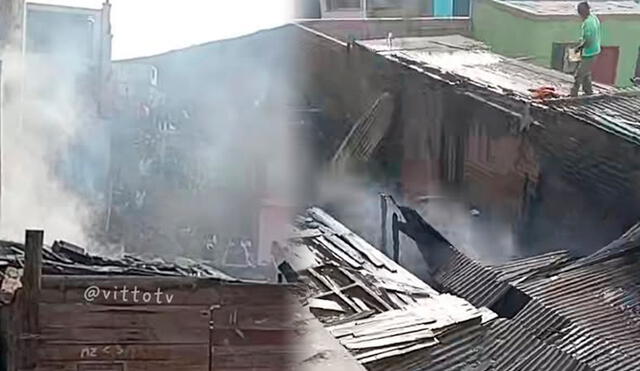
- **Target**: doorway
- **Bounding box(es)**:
[592,46,619,85]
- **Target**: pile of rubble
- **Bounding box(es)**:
[0,239,235,305]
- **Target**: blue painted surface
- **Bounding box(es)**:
[434,0,454,17]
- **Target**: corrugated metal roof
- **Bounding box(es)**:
[514,249,640,371]
[491,250,572,282]
[435,248,510,308]
[359,35,640,146]
[439,245,640,371]
[290,208,628,371]
[435,219,640,371]
[478,318,594,371]
[435,248,570,307]
[546,93,640,145]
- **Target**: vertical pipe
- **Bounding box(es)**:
[380,194,387,255]
[392,213,400,263]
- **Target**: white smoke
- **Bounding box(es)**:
[0,47,96,246]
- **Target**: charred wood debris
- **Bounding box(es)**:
[0,207,637,370]
[0,239,235,305]
[281,207,640,371]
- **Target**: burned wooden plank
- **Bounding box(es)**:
[315,235,363,268]
[307,268,360,312]
[339,268,394,311]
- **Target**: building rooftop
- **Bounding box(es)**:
[358,34,612,98]
[358,34,640,144]
[434,221,640,371]
[287,207,496,370]
[496,0,640,17]
[286,208,607,370]
[0,239,236,280]
[547,92,640,145]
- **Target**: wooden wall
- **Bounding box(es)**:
[6,276,303,371]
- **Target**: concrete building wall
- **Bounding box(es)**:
[472,0,640,86]
[25,2,112,108]
[0,0,25,53]
[112,26,304,267]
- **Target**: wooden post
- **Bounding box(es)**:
[22,229,43,370]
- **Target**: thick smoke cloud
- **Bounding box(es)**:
[0,47,96,246]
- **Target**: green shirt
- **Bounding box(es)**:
[581,14,601,58]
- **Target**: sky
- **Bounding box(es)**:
[30,0,294,59]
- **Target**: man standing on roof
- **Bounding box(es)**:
[571,1,601,97]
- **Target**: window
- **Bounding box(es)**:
[453,0,471,16]
[326,0,362,11]
[550,42,578,74]
[369,0,402,9]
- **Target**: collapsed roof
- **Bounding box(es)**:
[434,220,640,371]
[0,239,237,306]
[287,207,495,370]
[285,207,599,370]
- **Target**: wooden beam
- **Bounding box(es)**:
[23,229,44,370]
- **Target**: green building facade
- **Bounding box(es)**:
[472,0,640,87]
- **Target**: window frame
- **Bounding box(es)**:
[326,0,363,11]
